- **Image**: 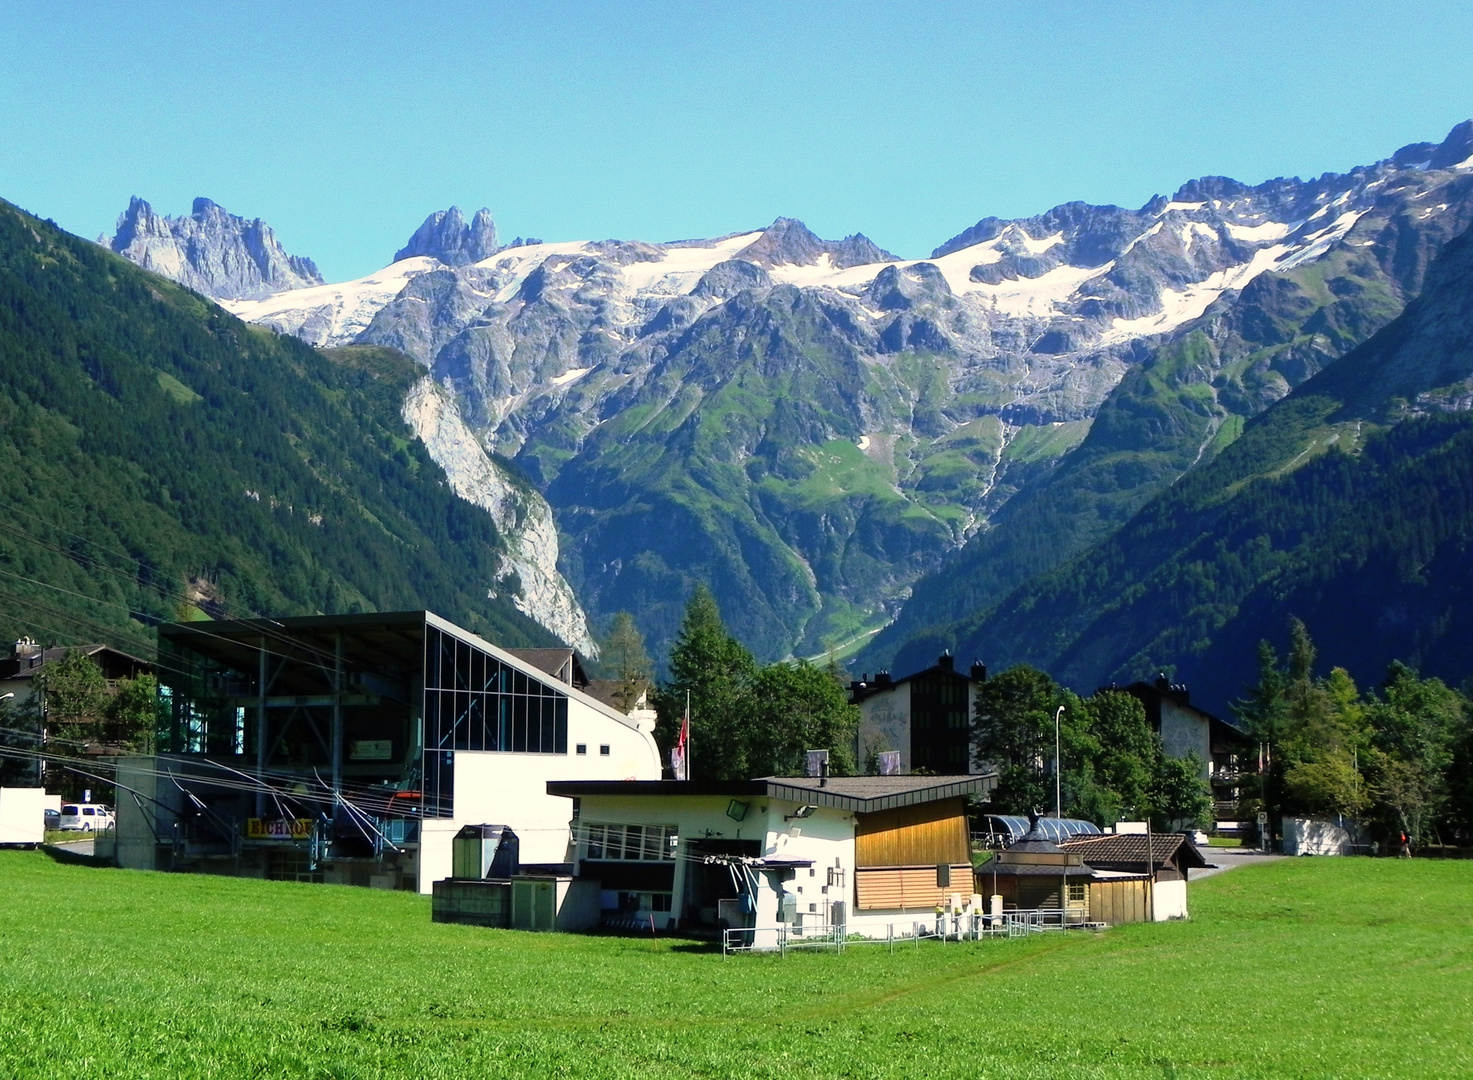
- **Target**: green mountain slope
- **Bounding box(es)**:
[873,163,1473,675]
[0,200,553,655]
[546,285,1057,661]
[938,223,1473,714]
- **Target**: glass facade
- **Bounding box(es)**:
[421,623,569,819]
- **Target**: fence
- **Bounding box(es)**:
[722,907,1100,956]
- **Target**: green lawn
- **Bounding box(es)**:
[0,853,1469,1078]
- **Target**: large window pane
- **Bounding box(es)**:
[455,639,470,690]
[450,692,471,751]
[424,628,440,689]
[539,695,555,754]
[439,635,456,692]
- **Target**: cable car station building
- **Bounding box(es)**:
[113,611,659,892]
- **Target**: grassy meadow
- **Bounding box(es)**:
[0,852,1469,1078]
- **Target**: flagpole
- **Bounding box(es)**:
[686,689,693,782]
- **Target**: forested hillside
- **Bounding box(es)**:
[874,164,1473,674]
[929,224,1473,715]
[0,200,553,657]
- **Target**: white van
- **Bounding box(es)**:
[59,804,114,832]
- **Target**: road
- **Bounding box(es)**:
[1195,847,1284,879]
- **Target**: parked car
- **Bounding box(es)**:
[43,808,60,831]
[59,804,114,831]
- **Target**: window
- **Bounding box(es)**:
[582,823,677,861]
[599,744,610,756]
[1067,882,1087,904]
[616,891,672,914]
[576,744,587,755]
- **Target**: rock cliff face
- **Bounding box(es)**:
[401,377,597,656]
[116,122,1473,664]
[395,207,498,264]
[100,197,323,300]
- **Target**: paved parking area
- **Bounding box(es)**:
[1195,848,1284,879]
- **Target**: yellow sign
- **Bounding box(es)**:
[246,818,312,841]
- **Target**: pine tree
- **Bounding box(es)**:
[654,586,756,781]
[601,612,652,714]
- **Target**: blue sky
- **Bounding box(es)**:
[2,1,1470,281]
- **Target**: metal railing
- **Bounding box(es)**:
[721,908,1100,955]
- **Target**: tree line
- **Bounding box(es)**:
[1235,618,1472,848]
[972,664,1212,829]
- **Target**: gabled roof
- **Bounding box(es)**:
[849,653,987,704]
[548,773,995,814]
[0,643,155,681]
[505,647,590,688]
[1059,832,1211,870]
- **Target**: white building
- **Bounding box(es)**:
[545,774,995,946]
[850,653,988,774]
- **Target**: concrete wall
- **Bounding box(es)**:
[858,688,911,771]
[1152,878,1188,920]
[114,757,167,871]
[418,696,661,892]
[1282,817,1363,856]
[0,787,46,845]
[1158,698,1211,777]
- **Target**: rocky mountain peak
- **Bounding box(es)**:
[1428,119,1473,170]
[395,206,499,265]
[737,217,896,269]
[101,197,323,301]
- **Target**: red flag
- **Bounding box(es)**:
[672,710,690,781]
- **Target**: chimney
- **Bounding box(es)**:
[970,661,987,682]
[819,760,829,788]
[938,651,954,672]
[876,670,892,687]
[12,637,40,661]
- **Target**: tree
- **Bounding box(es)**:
[972,665,1064,816]
[38,651,109,745]
[1083,690,1158,821]
[1363,662,1462,845]
[654,586,756,781]
[600,613,652,714]
[1151,752,1213,829]
[107,674,160,753]
[746,660,858,778]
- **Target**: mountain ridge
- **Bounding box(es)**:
[103,121,1473,666]
[920,222,1473,715]
[99,197,323,301]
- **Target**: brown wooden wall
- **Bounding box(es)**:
[1088,879,1148,924]
[854,865,975,911]
[855,798,968,867]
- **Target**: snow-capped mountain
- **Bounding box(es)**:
[108,121,1473,662]
[99,197,323,301]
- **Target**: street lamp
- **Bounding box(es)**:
[1054,705,1065,821]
